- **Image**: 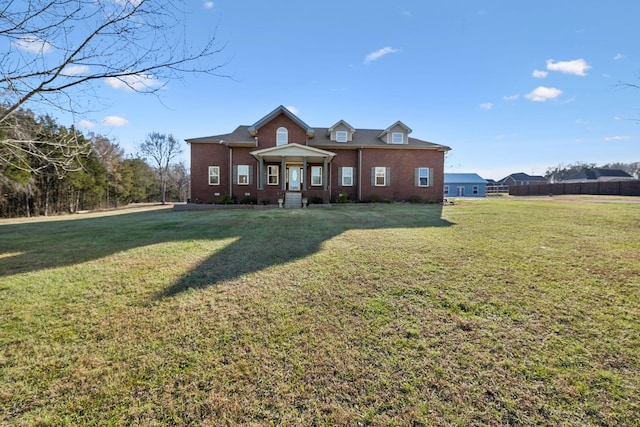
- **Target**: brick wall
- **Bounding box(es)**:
[255,115,309,147]
[190,143,230,203]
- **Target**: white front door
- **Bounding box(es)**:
[289,167,300,191]
[457,186,465,197]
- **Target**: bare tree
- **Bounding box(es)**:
[1,0,225,172]
[139,132,181,205]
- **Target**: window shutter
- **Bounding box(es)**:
[429,168,434,187]
[248,166,254,185]
[232,165,238,185]
[353,168,357,185]
[338,167,343,185]
[415,168,420,186]
[386,167,391,186]
[371,167,375,186]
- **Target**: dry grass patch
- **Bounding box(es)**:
[1,200,639,425]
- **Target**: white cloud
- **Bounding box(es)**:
[101,116,129,127]
[62,65,89,76]
[503,94,520,101]
[532,69,548,78]
[13,36,52,54]
[525,86,563,102]
[364,47,399,64]
[480,102,493,110]
[613,53,625,60]
[204,1,214,9]
[76,120,95,129]
[546,59,591,76]
[105,73,163,91]
[285,105,299,115]
[604,135,631,142]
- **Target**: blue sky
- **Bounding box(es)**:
[55,1,640,180]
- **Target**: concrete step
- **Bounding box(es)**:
[284,192,302,208]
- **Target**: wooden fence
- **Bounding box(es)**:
[509,181,640,197]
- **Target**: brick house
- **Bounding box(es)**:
[186,106,451,206]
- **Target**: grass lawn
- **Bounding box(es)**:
[1,199,639,426]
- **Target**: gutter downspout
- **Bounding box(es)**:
[229,147,233,198]
[358,148,362,202]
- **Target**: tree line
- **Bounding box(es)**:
[0,108,188,218]
[544,162,640,182]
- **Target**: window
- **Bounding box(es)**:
[336,131,348,142]
[267,165,279,185]
[311,166,323,186]
[417,167,430,187]
[237,165,249,185]
[374,167,386,186]
[276,127,288,146]
[341,167,353,186]
[473,185,479,195]
[391,132,403,144]
[208,166,220,185]
[444,185,449,195]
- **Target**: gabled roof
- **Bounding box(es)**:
[248,105,315,138]
[185,126,256,147]
[250,143,335,158]
[250,143,335,163]
[565,168,633,181]
[310,128,450,151]
[444,173,488,184]
[377,121,412,139]
[500,172,547,182]
[327,119,355,135]
[186,106,451,152]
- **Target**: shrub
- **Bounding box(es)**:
[407,195,422,204]
[310,196,324,204]
[240,196,257,205]
[217,195,235,205]
[337,193,349,203]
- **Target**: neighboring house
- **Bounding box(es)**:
[444,173,488,197]
[561,168,635,183]
[186,106,451,205]
[500,172,548,186]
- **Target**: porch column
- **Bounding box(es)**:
[323,157,328,190]
[258,157,264,190]
[281,158,286,191]
[302,158,308,191]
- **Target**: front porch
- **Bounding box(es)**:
[250,143,336,206]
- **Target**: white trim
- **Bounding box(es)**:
[237,165,249,185]
[276,127,288,146]
[311,166,323,186]
[418,167,430,187]
[375,166,386,186]
[267,165,279,185]
[342,167,353,186]
[208,166,220,185]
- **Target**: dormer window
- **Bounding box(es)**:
[276,127,288,146]
[336,131,348,142]
[391,132,403,144]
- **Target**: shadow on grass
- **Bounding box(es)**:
[0,205,453,298]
